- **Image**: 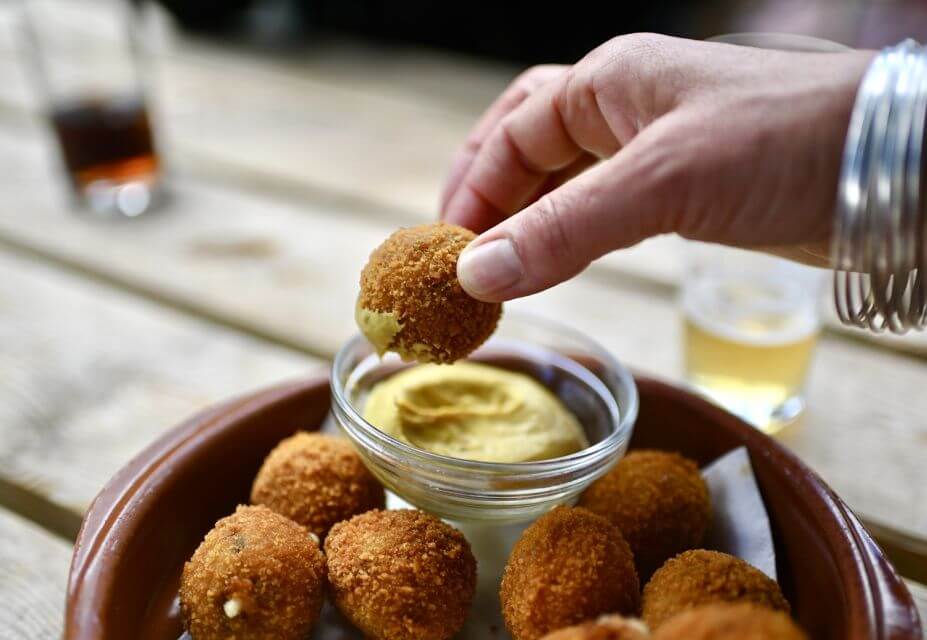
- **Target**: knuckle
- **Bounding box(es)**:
[583,32,664,70]
[606,32,667,57]
[521,194,579,266]
[515,64,564,93]
[497,115,544,175]
[634,122,700,235]
[462,133,483,155]
[588,33,680,124]
[590,32,669,82]
[560,65,587,100]
[557,63,597,124]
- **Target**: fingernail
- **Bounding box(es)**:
[458,238,524,298]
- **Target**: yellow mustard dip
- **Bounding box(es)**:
[355,303,402,357]
[362,362,588,462]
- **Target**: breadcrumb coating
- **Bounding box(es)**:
[579,450,711,580]
[179,505,326,640]
[357,222,502,363]
[501,506,641,640]
[250,432,385,539]
[652,603,807,640]
[642,550,789,630]
[324,509,477,640]
[540,614,651,640]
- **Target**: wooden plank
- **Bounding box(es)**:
[0,246,317,526]
[0,124,378,358]
[0,125,925,544]
[0,507,71,640]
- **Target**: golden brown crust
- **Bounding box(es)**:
[358,223,502,363]
[540,615,651,640]
[579,450,711,580]
[642,550,789,630]
[501,506,641,640]
[324,509,477,640]
[250,432,385,539]
[652,603,807,640]
[179,505,327,640]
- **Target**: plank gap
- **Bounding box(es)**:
[0,234,336,361]
[864,519,927,585]
[0,479,80,542]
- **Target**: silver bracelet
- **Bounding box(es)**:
[833,39,927,333]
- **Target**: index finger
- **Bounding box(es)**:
[440,65,567,218]
[443,66,611,231]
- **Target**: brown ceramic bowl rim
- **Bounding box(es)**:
[64,375,923,640]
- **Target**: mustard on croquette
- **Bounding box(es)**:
[357,222,502,363]
[579,450,711,579]
[179,505,326,640]
[652,603,807,640]
[641,550,789,630]
[540,614,651,640]
[324,509,477,640]
[250,432,385,539]
[501,507,641,640]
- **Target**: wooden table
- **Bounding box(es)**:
[0,2,926,636]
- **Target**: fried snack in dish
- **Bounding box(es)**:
[652,603,807,640]
[641,550,789,630]
[501,506,641,640]
[324,509,477,640]
[579,450,711,580]
[180,505,326,640]
[540,614,651,640]
[250,432,384,540]
[357,222,501,363]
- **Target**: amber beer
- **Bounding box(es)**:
[682,268,821,434]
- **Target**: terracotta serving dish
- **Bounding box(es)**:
[65,374,922,640]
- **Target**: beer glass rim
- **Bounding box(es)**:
[709,32,850,53]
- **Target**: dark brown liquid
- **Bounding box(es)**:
[50,95,158,191]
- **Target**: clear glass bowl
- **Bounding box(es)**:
[330,312,638,524]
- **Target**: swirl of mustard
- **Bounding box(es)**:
[362,362,588,463]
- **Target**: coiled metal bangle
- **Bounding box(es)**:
[833,39,927,333]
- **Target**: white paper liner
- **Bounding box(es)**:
[702,447,777,580]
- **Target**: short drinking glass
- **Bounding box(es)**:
[20,0,161,217]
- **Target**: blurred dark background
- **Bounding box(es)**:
[152,0,927,62]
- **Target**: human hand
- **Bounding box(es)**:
[440,34,874,302]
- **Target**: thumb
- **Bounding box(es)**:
[456,131,680,302]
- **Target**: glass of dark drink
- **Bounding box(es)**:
[22,0,161,218]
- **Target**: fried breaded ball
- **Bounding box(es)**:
[579,450,711,580]
[357,222,502,363]
[501,506,641,640]
[652,603,807,640]
[250,432,385,539]
[180,505,326,640]
[641,550,789,630]
[540,614,651,640]
[324,509,477,640]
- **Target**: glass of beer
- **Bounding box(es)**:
[20,0,161,217]
[679,32,847,434]
[681,244,826,433]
